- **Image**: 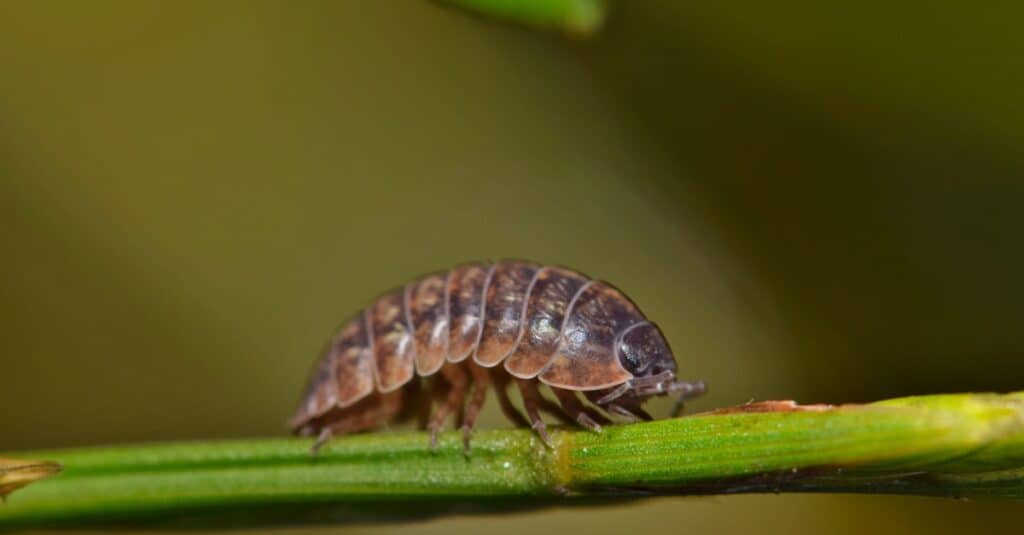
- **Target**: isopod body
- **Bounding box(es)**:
[291,260,705,450]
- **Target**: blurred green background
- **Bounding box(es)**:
[2,1,1024,533]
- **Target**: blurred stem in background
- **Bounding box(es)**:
[2,392,1023,530]
[435,0,607,34]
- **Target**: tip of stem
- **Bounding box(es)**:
[0,456,62,501]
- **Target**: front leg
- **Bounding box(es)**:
[515,379,552,447]
[551,387,608,432]
[604,403,653,422]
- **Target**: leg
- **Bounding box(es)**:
[605,403,654,422]
[492,371,529,427]
[670,397,687,418]
[515,379,552,446]
[414,392,432,431]
[583,390,653,423]
[429,363,469,450]
[460,363,490,452]
[496,373,572,426]
[403,377,431,431]
[312,390,403,454]
[536,395,575,426]
[551,388,608,432]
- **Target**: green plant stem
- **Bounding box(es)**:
[434,0,607,35]
[2,392,1023,530]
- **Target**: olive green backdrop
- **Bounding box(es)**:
[2,1,1023,533]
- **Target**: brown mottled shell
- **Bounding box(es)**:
[290,260,649,431]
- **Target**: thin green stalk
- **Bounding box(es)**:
[434,0,607,35]
[2,392,1023,530]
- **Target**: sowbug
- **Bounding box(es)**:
[290,260,705,452]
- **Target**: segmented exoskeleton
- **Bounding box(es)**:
[290,260,705,452]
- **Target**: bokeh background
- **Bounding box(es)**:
[2,1,1024,533]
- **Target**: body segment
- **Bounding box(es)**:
[539,281,639,390]
[368,290,416,392]
[502,266,589,378]
[405,273,448,375]
[475,261,539,366]
[446,263,492,362]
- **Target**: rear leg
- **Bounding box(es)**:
[311,390,403,454]
[428,363,469,450]
[460,363,490,453]
[551,387,609,432]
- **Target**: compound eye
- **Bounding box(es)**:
[617,322,677,378]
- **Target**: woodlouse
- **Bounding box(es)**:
[290,260,706,451]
